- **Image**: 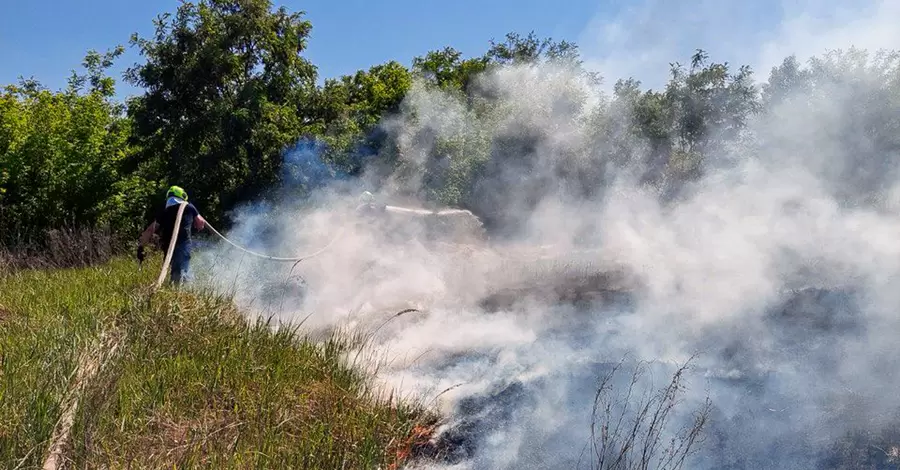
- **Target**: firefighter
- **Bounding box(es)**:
[138,185,207,285]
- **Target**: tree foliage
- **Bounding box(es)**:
[124,0,318,223]
[0,47,148,245]
[312,60,413,174]
[412,47,490,94]
[2,0,900,250]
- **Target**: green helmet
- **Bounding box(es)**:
[166,185,188,201]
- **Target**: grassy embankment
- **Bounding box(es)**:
[0,255,436,469]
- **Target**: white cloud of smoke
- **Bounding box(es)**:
[193,2,900,468]
[580,0,900,91]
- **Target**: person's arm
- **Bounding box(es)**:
[139,221,158,246]
[193,214,206,231]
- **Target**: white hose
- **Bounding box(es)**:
[153,201,342,288]
[203,221,343,263]
[154,201,188,289]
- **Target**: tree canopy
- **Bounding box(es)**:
[124,0,318,222]
[2,0,899,247]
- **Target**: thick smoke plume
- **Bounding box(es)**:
[193,9,900,469]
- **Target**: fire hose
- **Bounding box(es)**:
[152,201,343,289]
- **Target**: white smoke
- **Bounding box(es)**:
[192,2,900,468]
[580,0,900,91]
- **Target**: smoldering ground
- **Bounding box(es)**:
[192,35,900,470]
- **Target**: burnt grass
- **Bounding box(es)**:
[408,262,900,470]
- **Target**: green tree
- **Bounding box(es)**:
[761,55,811,108]
[403,33,595,199]
[124,0,317,224]
[760,48,900,206]
[0,47,147,245]
[485,31,582,67]
[312,61,413,174]
[412,47,490,94]
[664,50,759,176]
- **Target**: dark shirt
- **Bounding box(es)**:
[155,197,200,249]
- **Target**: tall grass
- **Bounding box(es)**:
[0,226,124,272]
[0,256,436,469]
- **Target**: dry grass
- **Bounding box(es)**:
[0,226,124,272]
[585,358,711,470]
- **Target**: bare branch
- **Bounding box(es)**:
[588,357,711,470]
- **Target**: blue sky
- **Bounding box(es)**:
[0,0,599,98]
[2,0,896,100]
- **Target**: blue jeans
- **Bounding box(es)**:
[170,242,192,286]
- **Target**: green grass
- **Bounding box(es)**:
[0,257,437,469]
